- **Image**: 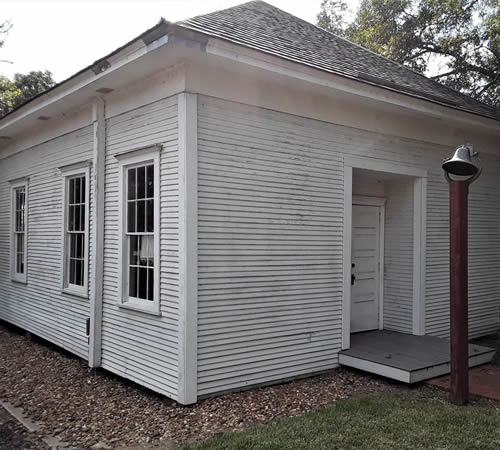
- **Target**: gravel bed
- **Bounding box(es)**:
[0,322,396,448]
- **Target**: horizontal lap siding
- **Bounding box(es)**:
[197,95,500,396]
[197,97,345,396]
[383,180,414,333]
[101,96,179,400]
[426,162,500,338]
[0,126,93,358]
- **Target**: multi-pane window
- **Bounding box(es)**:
[11,183,27,282]
[117,148,159,313]
[66,175,86,287]
[126,164,155,301]
[61,165,89,296]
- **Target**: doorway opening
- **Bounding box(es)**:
[342,157,427,350]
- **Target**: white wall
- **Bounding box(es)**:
[100,95,180,400]
[426,162,500,337]
[383,179,414,333]
[0,125,94,358]
[352,170,385,197]
[196,94,500,397]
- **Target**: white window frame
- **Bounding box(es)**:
[10,178,28,284]
[116,145,160,315]
[60,164,90,298]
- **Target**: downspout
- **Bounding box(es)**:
[89,97,106,367]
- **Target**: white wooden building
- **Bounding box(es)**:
[0,1,499,405]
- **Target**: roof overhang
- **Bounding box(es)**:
[1,20,498,150]
[0,22,206,143]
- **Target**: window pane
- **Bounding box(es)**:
[146,199,154,233]
[127,168,136,201]
[68,205,74,231]
[147,268,154,301]
[69,258,76,284]
[129,266,138,298]
[146,164,154,198]
[79,205,85,231]
[145,235,154,267]
[20,206,24,232]
[69,233,75,258]
[137,166,146,199]
[127,202,136,233]
[69,178,75,205]
[16,252,24,274]
[76,233,84,259]
[20,189,25,210]
[16,233,24,275]
[129,235,138,266]
[75,177,81,205]
[74,205,81,232]
[137,200,145,232]
[137,235,153,267]
[75,259,83,286]
[15,188,26,232]
[138,267,148,299]
[80,177,86,203]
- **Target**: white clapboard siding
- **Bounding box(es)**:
[100,96,180,400]
[425,163,500,338]
[196,95,500,397]
[0,126,94,359]
[383,179,414,333]
[197,96,346,397]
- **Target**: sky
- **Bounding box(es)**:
[1,0,361,83]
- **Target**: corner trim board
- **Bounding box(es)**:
[177,92,198,405]
[89,98,106,367]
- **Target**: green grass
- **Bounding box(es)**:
[186,392,500,450]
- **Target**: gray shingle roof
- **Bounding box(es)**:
[178,0,500,121]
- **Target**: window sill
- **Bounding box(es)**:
[10,277,27,285]
[62,287,88,299]
[118,302,161,316]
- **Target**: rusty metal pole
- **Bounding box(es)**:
[449,180,469,405]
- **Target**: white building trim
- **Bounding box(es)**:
[413,177,427,335]
[115,145,161,315]
[59,163,91,298]
[89,98,106,367]
[9,177,29,284]
[177,92,198,405]
[343,157,427,349]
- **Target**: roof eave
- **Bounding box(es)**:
[0,19,171,131]
[178,22,500,129]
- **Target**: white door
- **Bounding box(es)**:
[351,204,381,333]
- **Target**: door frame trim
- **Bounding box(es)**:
[352,196,385,332]
[342,156,427,350]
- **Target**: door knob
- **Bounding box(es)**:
[351,274,356,285]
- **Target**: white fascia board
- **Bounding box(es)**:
[204,38,500,134]
[0,35,169,134]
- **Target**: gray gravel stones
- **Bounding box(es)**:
[0,323,394,448]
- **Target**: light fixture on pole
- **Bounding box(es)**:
[442,143,481,406]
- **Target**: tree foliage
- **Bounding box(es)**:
[1,20,56,117]
[0,75,20,114]
[317,0,500,108]
[0,70,56,116]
